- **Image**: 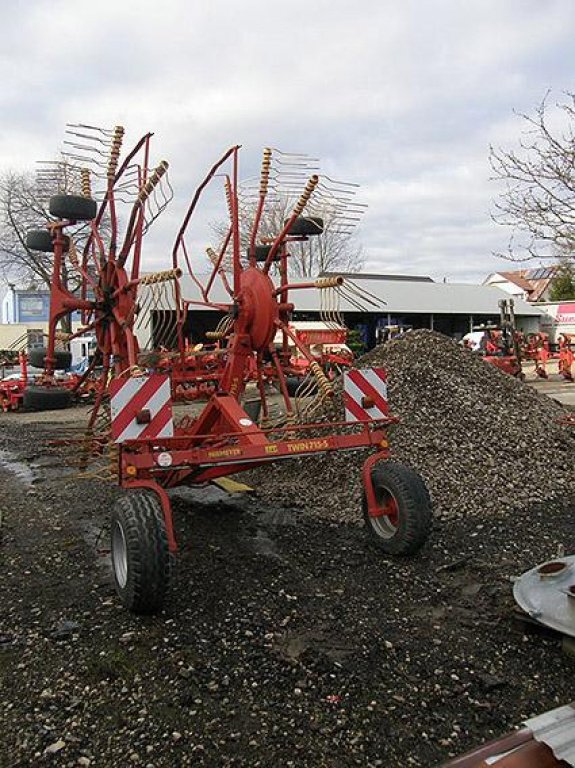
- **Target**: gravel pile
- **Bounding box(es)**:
[250,330,575,522]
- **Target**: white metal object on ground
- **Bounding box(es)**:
[513,555,575,638]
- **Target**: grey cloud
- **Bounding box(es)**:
[2,0,575,282]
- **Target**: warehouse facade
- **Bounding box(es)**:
[139,272,543,351]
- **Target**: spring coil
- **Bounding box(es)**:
[315,276,344,289]
[293,175,319,217]
[67,239,80,270]
[139,267,181,285]
[138,160,169,203]
[309,361,333,398]
[81,168,92,199]
[259,148,272,195]
[107,125,125,180]
[225,177,234,219]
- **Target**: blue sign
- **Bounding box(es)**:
[17,293,50,322]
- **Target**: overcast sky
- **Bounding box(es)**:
[2,0,574,284]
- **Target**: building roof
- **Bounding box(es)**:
[177,273,543,316]
[321,272,434,283]
[486,267,556,302]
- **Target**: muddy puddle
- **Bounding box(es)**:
[0,449,36,487]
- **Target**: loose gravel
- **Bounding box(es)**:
[248,330,575,523]
[1,344,575,767]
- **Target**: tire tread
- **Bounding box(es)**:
[111,492,171,614]
[363,461,432,555]
[23,385,72,411]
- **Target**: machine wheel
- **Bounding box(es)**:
[285,216,324,236]
[110,492,172,614]
[363,462,432,555]
[26,229,70,253]
[249,244,282,262]
[28,347,72,370]
[49,194,97,221]
[23,385,72,411]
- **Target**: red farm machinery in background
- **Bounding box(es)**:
[463,299,524,379]
[29,131,432,613]
[521,331,575,381]
[0,336,101,413]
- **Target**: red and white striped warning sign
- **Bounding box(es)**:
[110,374,174,444]
[343,368,389,422]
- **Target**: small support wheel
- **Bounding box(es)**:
[23,385,72,411]
[285,216,324,236]
[248,244,282,263]
[49,194,97,221]
[26,229,70,253]
[110,492,172,614]
[28,347,72,370]
[363,461,432,555]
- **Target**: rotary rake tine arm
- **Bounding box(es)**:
[248,148,272,265]
[172,146,241,270]
[117,160,169,269]
[205,244,234,300]
[272,275,344,298]
[261,174,319,273]
[80,132,153,264]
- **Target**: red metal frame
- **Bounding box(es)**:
[521,332,575,381]
[0,350,101,412]
[40,142,403,558]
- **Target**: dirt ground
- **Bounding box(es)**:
[1,381,575,768]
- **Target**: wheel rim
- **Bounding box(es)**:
[370,487,400,539]
[111,520,128,588]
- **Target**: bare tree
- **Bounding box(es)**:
[490,91,575,261]
[0,169,97,332]
[0,169,96,289]
[210,195,365,277]
[0,171,54,288]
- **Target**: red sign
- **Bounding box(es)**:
[556,303,575,323]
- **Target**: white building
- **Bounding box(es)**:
[483,267,556,303]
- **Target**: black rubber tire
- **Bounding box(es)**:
[28,347,72,370]
[247,244,282,262]
[23,385,72,411]
[362,462,432,555]
[26,229,70,253]
[110,492,171,614]
[285,216,324,236]
[49,194,97,221]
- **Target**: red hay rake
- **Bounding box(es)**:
[30,133,432,613]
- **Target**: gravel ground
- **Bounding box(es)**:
[247,330,575,523]
[1,408,575,767]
